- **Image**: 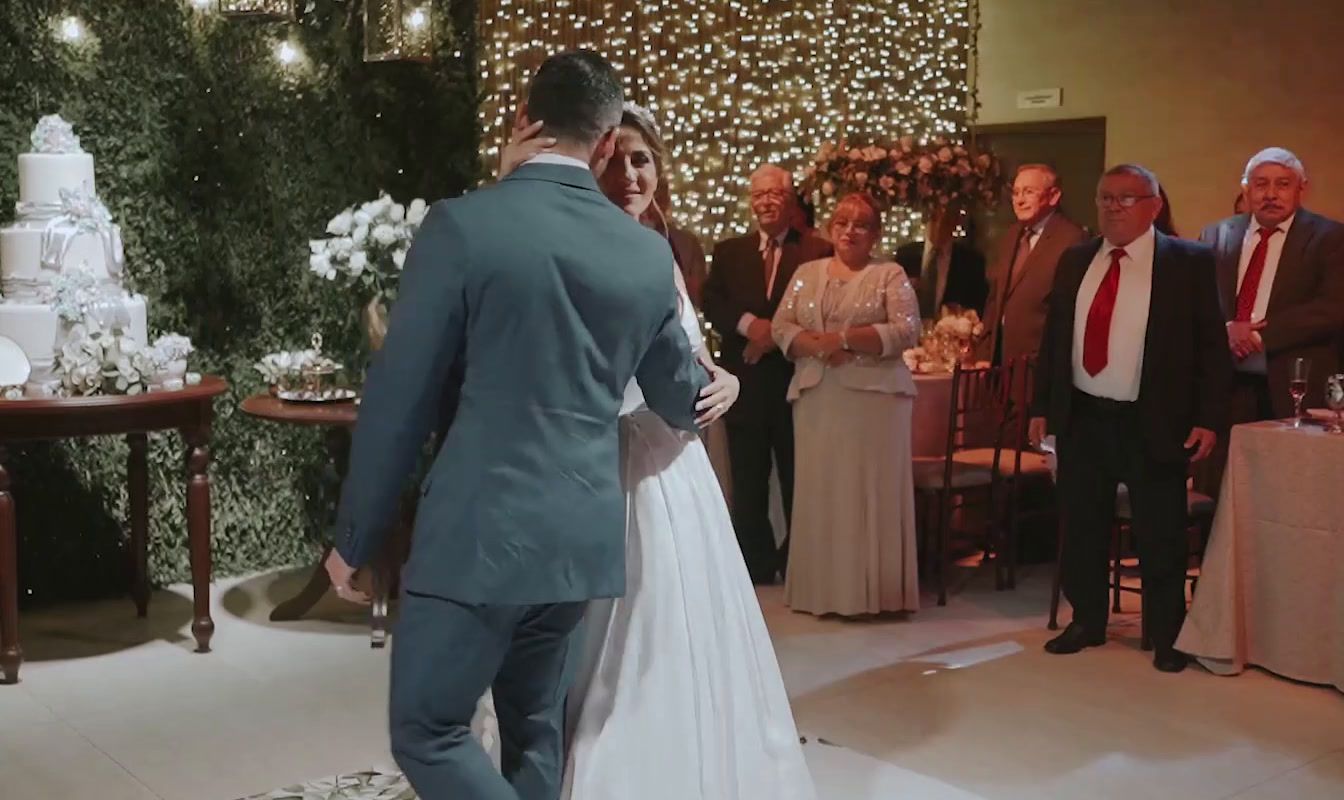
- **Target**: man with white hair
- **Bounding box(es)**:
[704,164,832,584]
[1199,148,1344,424]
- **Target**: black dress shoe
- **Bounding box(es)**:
[1153,649,1188,673]
[1044,622,1107,654]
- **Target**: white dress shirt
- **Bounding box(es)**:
[736,230,789,336]
[1234,212,1295,375]
[1072,227,1155,401]
[526,152,592,170]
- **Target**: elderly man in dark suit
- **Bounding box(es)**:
[703,165,832,583]
[1200,147,1344,419]
[1196,148,1344,496]
[1029,164,1232,673]
[979,163,1087,367]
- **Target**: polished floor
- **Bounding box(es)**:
[1,563,1340,800]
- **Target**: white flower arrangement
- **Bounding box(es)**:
[31,114,84,154]
[308,192,428,305]
[56,322,150,396]
[254,348,340,385]
[129,333,196,385]
[933,307,985,341]
[47,265,103,324]
[903,307,986,374]
[46,273,196,397]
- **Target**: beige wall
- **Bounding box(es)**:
[974,0,1344,233]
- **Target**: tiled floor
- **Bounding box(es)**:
[2,563,1340,800]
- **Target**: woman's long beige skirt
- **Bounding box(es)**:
[785,378,919,616]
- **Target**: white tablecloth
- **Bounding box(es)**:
[1176,420,1344,691]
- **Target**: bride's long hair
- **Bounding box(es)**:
[619,103,672,235]
[620,104,693,308]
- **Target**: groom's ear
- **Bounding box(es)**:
[590,126,619,174]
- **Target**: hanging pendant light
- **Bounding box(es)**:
[364,0,433,63]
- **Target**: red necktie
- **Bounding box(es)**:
[1234,227,1280,321]
[1082,248,1125,377]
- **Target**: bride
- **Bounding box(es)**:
[484,103,817,799]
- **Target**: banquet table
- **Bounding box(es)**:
[1175,419,1344,691]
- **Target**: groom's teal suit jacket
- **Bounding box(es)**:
[333,163,707,604]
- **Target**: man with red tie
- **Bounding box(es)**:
[1028,164,1232,673]
[1196,149,1344,491]
[703,164,831,583]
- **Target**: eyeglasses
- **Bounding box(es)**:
[1095,193,1156,209]
[832,219,874,234]
[750,189,791,202]
[1011,187,1045,199]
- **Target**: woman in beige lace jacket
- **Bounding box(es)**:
[772,193,922,616]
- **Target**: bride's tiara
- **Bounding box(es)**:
[622,101,661,139]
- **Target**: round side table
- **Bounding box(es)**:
[239,394,405,648]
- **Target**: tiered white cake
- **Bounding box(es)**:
[0,115,147,395]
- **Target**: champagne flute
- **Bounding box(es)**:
[1289,357,1310,427]
[1326,374,1344,435]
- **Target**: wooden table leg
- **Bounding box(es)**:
[185,427,214,653]
[269,427,350,624]
[0,446,21,684]
[127,433,150,617]
[269,546,333,622]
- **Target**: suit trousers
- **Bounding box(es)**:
[1057,393,1190,653]
[725,370,795,582]
[1193,371,1273,497]
[390,591,586,800]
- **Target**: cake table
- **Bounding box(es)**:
[0,375,228,684]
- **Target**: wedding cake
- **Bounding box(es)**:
[0,115,148,395]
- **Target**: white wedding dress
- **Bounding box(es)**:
[561,275,815,799]
[471,274,815,799]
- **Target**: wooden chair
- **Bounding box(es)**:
[1047,479,1215,638]
[913,362,1014,605]
[944,355,1053,590]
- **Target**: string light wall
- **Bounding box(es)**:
[477,0,973,245]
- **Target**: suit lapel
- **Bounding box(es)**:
[1141,233,1171,393]
[1006,220,1050,302]
[1267,210,1314,315]
[1061,240,1100,343]
[735,236,768,306]
[1217,215,1250,316]
[771,229,804,306]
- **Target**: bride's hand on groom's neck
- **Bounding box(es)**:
[499,119,557,179]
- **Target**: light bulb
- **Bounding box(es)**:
[59,16,83,42]
[407,8,428,31]
[276,41,300,65]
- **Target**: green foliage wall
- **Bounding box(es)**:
[0,0,480,605]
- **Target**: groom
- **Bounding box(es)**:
[324,51,708,799]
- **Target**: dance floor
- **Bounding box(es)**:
[3,564,1341,799]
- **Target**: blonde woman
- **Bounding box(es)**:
[773,193,922,616]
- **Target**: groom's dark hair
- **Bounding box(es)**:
[527,50,624,146]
